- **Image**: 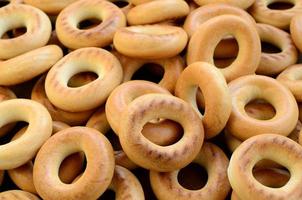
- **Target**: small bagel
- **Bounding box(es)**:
[228,134,302,200]
[175,62,231,139]
[127,0,189,25]
[0,87,16,137]
[0,99,52,170]
[114,52,184,92]
[45,47,123,112]
[32,75,94,126]
[226,75,298,140]
[277,64,302,102]
[150,142,230,200]
[187,15,261,82]
[249,0,302,29]
[113,25,188,59]
[119,94,204,171]
[0,190,40,200]
[0,4,51,59]
[56,0,126,49]
[0,45,62,86]
[193,0,255,9]
[33,127,115,200]
[290,14,302,52]
[256,23,298,75]
[24,0,78,14]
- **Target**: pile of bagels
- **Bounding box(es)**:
[0,0,302,199]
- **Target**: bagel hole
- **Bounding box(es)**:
[131,63,164,84]
[68,72,98,88]
[1,27,27,39]
[261,41,282,53]
[253,160,290,188]
[178,163,208,190]
[0,122,28,145]
[111,0,129,8]
[267,1,294,10]
[98,190,116,200]
[245,99,276,120]
[77,18,102,30]
[214,58,236,69]
[142,119,184,146]
[196,88,205,115]
[214,37,239,68]
[0,1,9,7]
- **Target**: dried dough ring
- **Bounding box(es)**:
[0,45,63,86]
[0,4,51,59]
[119,94,204,171]
[256,23,298,75]
[226,75,298,140]
[8,121,84,194]
[127,0,189,25]
[0,87,16,137]
[33,127,114,200]
[187,15,261,82]
[32,75,94,126]
[0,190,40,200]
[45,47,123,112]
[0,99,52,169]
[250,0,302,29]
[193,0,255,9]
[290,14,302,52]
[277,64,302,102]
[24,0,78,14]
[175,62,231,138]
[56,0,126,49]
[114,52,184,92]
[114,25,188,59]
[228,134,302,200]
[150,142,230,200]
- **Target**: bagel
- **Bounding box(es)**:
[0,99,52,170]
[0,4,51,59]
[150,142,230,200]
[45,47,123,112]
[249,0,302,29]
[290,14,302,52]
[175,62,231,139]
[0,190,40,200]
[24,0,78,14]
[226,75,298,140]
[119,94,204,171]
[113,25,188,59]
[277,64,302,102]
[33,127,115,200]
[56,0,126,49]
[193,0,255,9]
[127,0,189,25]
[32,75,94,126]
[228,134,302,200]
[187,15,261,82]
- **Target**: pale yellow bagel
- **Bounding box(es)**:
[193,0,255,9]
[32,75,94,126]
[24,0,78,14]
[127,0,189,25]
[0,190,40,200]
[119,94,204,171]
[0,99,52,170]
[114,25,188,59]
[228,134,302,200]
[256,23,298,75]
[187,15,261,82]
[277,64,302,102]
[175,62,231,139]
[56,0,126,49]
[45,47,123,112]
[226,75,298,140]
[0,45,63,86]
[290,14,302,52]
[250,0,302,29]
[150,142,230,200]
[0,4,51,59]
[33,127,115,200]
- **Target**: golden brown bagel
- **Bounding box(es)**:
[45,47,123,112]
[193,0,255,9]
[290,14,302,52]
[56,0,126,49]
[24,0,78,14]
[33,127,115,200]
[0,190,40,200]
[187,15,261,82]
